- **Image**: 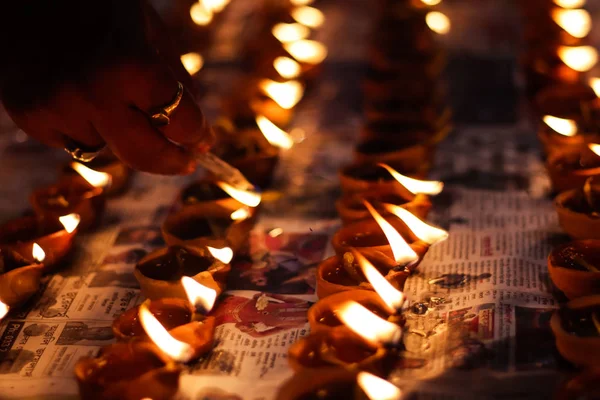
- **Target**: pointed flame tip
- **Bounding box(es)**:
[377,163,444,195]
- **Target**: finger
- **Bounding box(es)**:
[93,105,195,175]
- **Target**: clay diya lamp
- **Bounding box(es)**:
[30,164,109,231]
[548,240,600,298]
[177,179,250,216]
[555,176,600,239]
[550,295,600,368]
[336,191,432,225]
[523,7,591,48]
[0,246,45,307]
[60,153,131,196]
[280,39,327,80]
[252,78,304,127]
[535,81,598,120]
[546,144,600,192]
[135,245,231,300]
[537,115,591,156]
[162,201,255,253]
[288,327,386,372]
[0,214,80,272]
[276,368,358,400]
[74,342,182,400]
[353,138,435,172]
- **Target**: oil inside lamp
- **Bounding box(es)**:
[202,0,230,13]
[425,11,451,35]
[553,0,586,8]
[259,79,304,109]
[59,213,81,233]
[543,115,578,136]
[207,245,234,264]
[181,276,217,314]
[139,303,195,363]
[357,372,403,400]
[216,181,262,207]
[230,207,251,221]
[0,301,8,320]
[190,2,213,26]
[256,115,294,149]
[590,77,600,97]
[273,57,302,79]
[383,204,449,245]
[337,301,402,347]
[180,52,204,76]
[284,40,328,64]
[351,249,405,314]
[291,6,325,29]
[364,200,419,266]
[378,163,444,195]
[32,243,46,264]
[557,46,599,72]
[551,9,591,39]
[272,23,310,43]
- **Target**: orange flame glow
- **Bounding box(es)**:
[383,204,448,245]
[284,40,328,64]
[588,143,600,157]
[273,57,302,79]
[59,213,81,234]
[181,276,217,313]
[558,46,598,72]
[291,0,314,5]
[357,372,403,400]
[364,201,418,265]
[421,0,442,4]
[426,11,451,34]
[378,163,444,195]
[351,249,404,313]
[589,77,600,98]
[256,116,294,149]
[217,182,261,207]
[180,52,204,75]
[207,246,233,264]
[0,301,8,320]
[291,6,325,28]
[32,243,46,263]
[259,79,304,109]
[553,0,586,8]
[138,303,195,362]
[190,2,213,26]
[551,9,591,38]
[230,207,251,221]
[542,115,578,136]
[337,301,402,346]
[71,162,111,188]
[272,23,310,43]
[202,0,230,13]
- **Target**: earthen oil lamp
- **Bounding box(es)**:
[548,240,600,298]
[251,79,305,127]
[0,244,45,307]
[537,115,589,156]
[555,176,600,239]
[524,7,591,48]
[135,245,232,300]
[177,178,248,215]
[546,143,600,192]
[162,186,259,251]
[279,39,328,80]
[550,294,600,368]
[353,137,437,172]
[30,162,110,231]
[0,213,80,272]
[60,153,131,196]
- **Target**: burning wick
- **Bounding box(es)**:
[383,204,448,245]
[216,181,261,207]
[230,207,251,221]
[291,6,325,29]
[425,11,451,34]
[553,0,586,9]
[202,0,231,13]
[272,23,310,43]
[70,162,112,188]
[378,163,443,195]
[32,243,46,264]
[291,0,314,5]
[357,372,403,400]
[557,46,598,72]
[273,57,301,79]
[0,301,9,320]
[588,143,600,157]
[259,79,304,109]
[181,276,217,314]
[363,201,419,266]
[190,2,213,26]
[551,9,591,38]
[589,77,600,98]
[256,116,294,149]
[337,301,402,347]
[180,52,204,75]
[350,248,404,314]
[207,246,233,264]
[284,40,328,65]
[542,115,578,137]
[421,0,442,5]
[138,303,195,363]
[59,213,81,234]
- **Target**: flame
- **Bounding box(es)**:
[201,0,230,13]
[284,40,328,64]
[59,213,81,234]
[256,116,294,149]
[291,6,325,28]
[190,2,213,26]
[259,79,304,109]
[216,182,261,207]
[207,246,233,264]
[551,9,591,38]
[351,249,404,314]
[70,162,111,188]
[337,301,402,346]
[589,77,600,97]
[291,0,314,5]
[542,115,578,136]
[230,207,251,221]
[558,46,598,72]
[32,243,46,263]
[363,201,418,265]
[383,204,448,245]
[357,372,403,400]
[378,163,443,195]
[180,52,204,76]
[421,0,442,4]
[138,303,195,362]
[588,143,600,157]
[426,11,451,34]
[272,23,310,43]
[181,276,217,313]
[0,301,8,320]
[273,57,302,79]
[553,0,586,8]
